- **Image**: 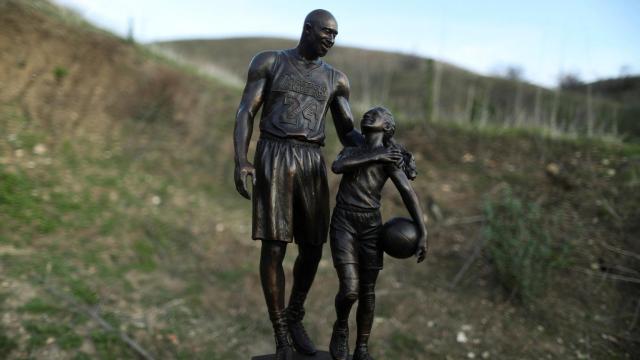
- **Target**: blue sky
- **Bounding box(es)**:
[54,0,639,87]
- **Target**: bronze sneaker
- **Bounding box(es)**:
[352,344,374,360]
[286,292,317,355]
[329,322,349,360]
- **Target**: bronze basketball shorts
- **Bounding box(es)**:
[252,134,329,245]
[330,205,383,270]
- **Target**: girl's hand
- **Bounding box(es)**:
[415,234,427,263]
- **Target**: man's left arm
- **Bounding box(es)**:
[331,147,402,174]
[330,71,364,147]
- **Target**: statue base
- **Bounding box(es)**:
[252,350,351,359]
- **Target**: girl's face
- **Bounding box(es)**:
[361,110,386,133]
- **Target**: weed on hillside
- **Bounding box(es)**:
[483,188,570,303]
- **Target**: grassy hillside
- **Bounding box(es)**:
[154,38,631,141]
[1,1,640,359]
[564,76,640,142]
[565,76,640,104]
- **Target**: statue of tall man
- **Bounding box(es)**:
[233,9,362,360]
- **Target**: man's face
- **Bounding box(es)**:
[305,17,338,57]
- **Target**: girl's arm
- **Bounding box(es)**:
[388,167,428,262]
[332,147,402,174]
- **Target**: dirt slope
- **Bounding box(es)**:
[0,0,239,142]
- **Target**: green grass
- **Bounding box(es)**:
[72,352,92,360]
[211,266,252,285]
[0,329,18,358]
[388,330,425,358]
[20,298,62,314]
[0,163,108,236]
[0,168,39,222]
[90,330,133,359]
[132,239,158,272]
[68,279,99,305]
[53,65,69,82]
[23,321,82,350]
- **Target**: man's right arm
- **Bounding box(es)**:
[233,51,276,199]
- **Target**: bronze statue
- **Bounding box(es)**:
[233,9,363,360]
[328,107,427,360]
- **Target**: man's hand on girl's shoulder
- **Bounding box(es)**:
[376,148,403,164]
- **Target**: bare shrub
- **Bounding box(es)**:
[123,67,186,124]
[483,188,570,303]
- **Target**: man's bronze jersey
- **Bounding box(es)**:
[260,49,337,145]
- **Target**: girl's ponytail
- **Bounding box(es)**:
[386,138,418,180]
